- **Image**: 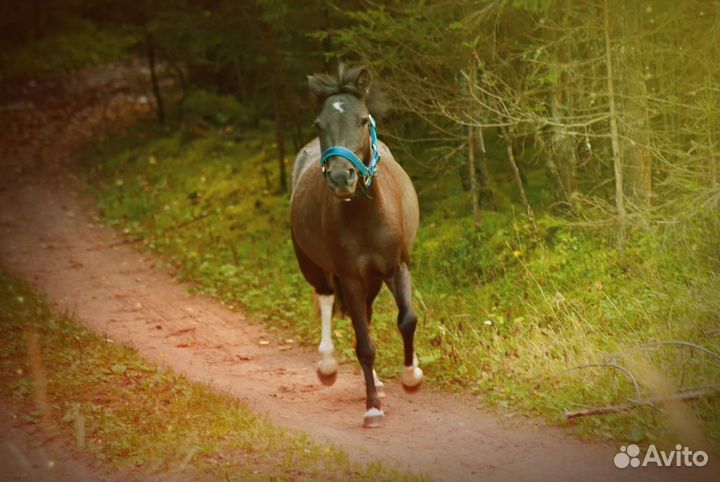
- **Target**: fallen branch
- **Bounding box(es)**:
[616,341,720,365]
[567,362,643,401]
[107,236,144,248]
[564,384,720,421]
[168,210,214,231]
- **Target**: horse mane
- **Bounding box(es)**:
[308,64,389,118]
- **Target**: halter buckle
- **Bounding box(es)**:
[363,173,372,187]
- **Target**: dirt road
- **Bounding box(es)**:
[0,65,715,481]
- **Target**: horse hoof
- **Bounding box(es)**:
[401,365,423,394]
[317,369,337,387]
[363,408,384,428]
[402,379,423,393]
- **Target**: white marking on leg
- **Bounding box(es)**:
[372,369,384,388]
[402,352,423,387]
[363,407,384,418]
[317,294,337,375]
[332,101,345,113]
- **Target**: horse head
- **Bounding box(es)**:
[308,65,386,200]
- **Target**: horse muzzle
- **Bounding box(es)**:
[324,163,358,200]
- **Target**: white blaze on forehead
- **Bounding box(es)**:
[332,101,345,113]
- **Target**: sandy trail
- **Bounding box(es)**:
[0,64,716,482]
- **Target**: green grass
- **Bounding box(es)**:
[0,269,419,481]
[81,118,720,451]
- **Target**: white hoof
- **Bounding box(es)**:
[401,365,423,389]
[363,407,384,428]
[317,357,338,376]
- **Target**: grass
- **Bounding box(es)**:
[0,269,419,481]
[81,115,720,451]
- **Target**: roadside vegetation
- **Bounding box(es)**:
[0,269,417,481]
[82,109,720,450]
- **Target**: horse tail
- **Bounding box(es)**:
[332,275,348,317]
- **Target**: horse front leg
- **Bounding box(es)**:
[316,293,338,386]
[291,235,338,386]
[386,262,423,392]
[365,278,385,395]
[340,277,383,428]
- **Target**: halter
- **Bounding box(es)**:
[319,114,380,189]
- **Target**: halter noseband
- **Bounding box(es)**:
[319,114,380,188]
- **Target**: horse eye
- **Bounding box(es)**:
[360,117,370,126]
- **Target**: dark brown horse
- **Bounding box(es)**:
[290,65,423,428]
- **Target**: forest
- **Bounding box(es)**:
[1,0,719,479]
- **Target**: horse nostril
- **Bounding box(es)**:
[329,167,354,187]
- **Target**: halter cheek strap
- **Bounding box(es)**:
[319,115,381,187]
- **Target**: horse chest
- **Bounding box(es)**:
[313,209,402,278]
[347,214,401,268]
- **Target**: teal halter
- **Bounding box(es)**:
[320,115,380,187]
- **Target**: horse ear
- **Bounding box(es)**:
[355,68,372,96]
[307,75,324,105]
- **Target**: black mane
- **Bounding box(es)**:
[307,64,389,118]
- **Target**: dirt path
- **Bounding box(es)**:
[0,65,716,482]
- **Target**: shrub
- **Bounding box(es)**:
[183,89,247,128]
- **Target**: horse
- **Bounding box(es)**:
[290,65,423,428]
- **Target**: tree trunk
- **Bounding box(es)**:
[622,3,652,207]
[549,90,577,207]
[274,94,288,193]
[603,0,626,245]
[475,126,494,208]
[537,130,574,214]
[501,126,537,234]
[468,125,480,228]
[145,31,165,125]
[166,56,187,125]
[546,4,577,210]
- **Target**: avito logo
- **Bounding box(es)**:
[614,444,708,469]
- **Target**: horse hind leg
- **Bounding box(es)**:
[385,262,423,393]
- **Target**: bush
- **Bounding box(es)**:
[183,89,247,128]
